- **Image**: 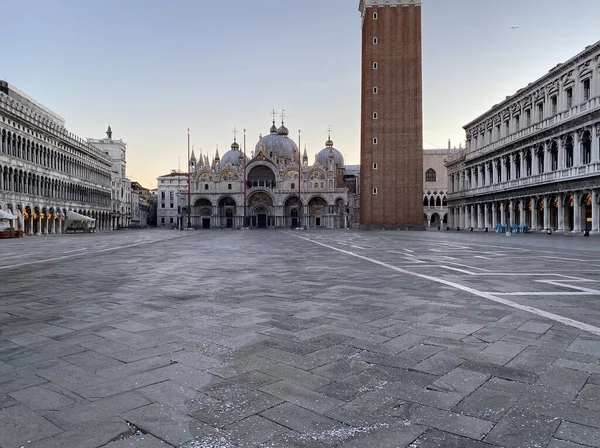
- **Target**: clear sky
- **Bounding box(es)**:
[2,0,599,188]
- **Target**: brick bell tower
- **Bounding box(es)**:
[359,0,424,229]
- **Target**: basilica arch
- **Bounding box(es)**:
[284,195,302,229]
[247,191,274,229]
[308,196,327,228]
[218,196,236,229]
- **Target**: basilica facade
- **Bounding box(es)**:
[178,121,349,229]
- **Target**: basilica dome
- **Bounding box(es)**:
[255,121,298,160]
[221,140,246,166]
[316,137,344,167]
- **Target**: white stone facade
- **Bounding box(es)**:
[447,40,600,233]
[0,82,112,234]
[89,131,132,229]
[423,149,448,228]
[157,171,188,228]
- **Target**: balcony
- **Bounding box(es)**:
[448,162,600,200]
[464,96,599,163]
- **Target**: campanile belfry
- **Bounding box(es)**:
[359,0,424,228]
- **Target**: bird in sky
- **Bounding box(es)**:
[510,26,520,29]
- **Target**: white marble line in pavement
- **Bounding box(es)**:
[288,233,600,337]
[0,236,184,271]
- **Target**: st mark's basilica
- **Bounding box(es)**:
[179,119,351,229]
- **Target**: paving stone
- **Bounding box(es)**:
[484,409,561,447]
[102,433,167,448]
[336,420,426,447]
[517,321,553,334]
[461,360,540,384]
[568,336,600,357]
[26,422,136,448]
[481,341,527,358]
[258,362,331,390]
[452,387,519,422]
[45,391,151,429]
[0,371,48,394]
[413,428,500,448]
[411,352,464,375]
[397,403,494,440]
[427,368,490,395]
[311,355,371,379]
[61,350,126,372]
[505,348,557,374]
[9,383,77,411]
[0,393,18,409]
[536,366,590,397]
[121,403,215,447]
[261,402,346,435]
[259,380,343,414]
[0,404,62,447]
[204,371,279,401]
[574,384,600,411]
[547,440,590,448]
[193,390,283,427]
[221,415,287,447]
[554,421,600,447]
[136,380,215,414]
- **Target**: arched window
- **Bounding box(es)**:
[204,184,209,190]
[425,168,436,182]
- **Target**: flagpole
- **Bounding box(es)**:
[243,128,247,228]
[187,128,191,229]
[298,129,302,228]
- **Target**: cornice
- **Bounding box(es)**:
[464,40,600,131]
[359,0,421,16]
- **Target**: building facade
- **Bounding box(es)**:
[157,171,188,228]
[423,148,448,228]
[447,41,600,233]
[0,82,112,234]
[174,121,348,229]
[89,128,132,229]
[359,0,424,228]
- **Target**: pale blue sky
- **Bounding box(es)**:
[2,0,599,188]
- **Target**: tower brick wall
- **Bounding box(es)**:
[359,0,424,228]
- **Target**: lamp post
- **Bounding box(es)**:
[243,128,248,228]
[187,128,191,229]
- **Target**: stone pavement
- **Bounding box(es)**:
[1,229,600,447]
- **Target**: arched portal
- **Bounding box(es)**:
[218,197,236,229]
[194,198,213,229]
[248,191,273,229]
[582,193,592,231]
[285,196,302,229]
[308,196,327,228]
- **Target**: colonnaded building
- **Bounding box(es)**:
[447,40,600,233]
[159,120,352,229]
[0,82,113,234]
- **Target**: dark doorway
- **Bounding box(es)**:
[202,218,210,229]
[258,214,267,229]
[316,217,321,227]
[291,218,298,228]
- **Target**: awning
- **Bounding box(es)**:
[66,211,95,222]
[0,209,17,220]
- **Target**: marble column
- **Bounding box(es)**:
[592,190,599,233]
[470,205,476,229]
[509,200,515,226]
[531,198,538,230]
[573,192,582,232]
[592,126,600,163]
[573,131,581,167]
[484,204,490,229]
[543,197,550,230]
[557,195,564,231]
[520,200,526,227]
[500,204,505,225]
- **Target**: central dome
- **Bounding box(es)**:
[256,121,298,160]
